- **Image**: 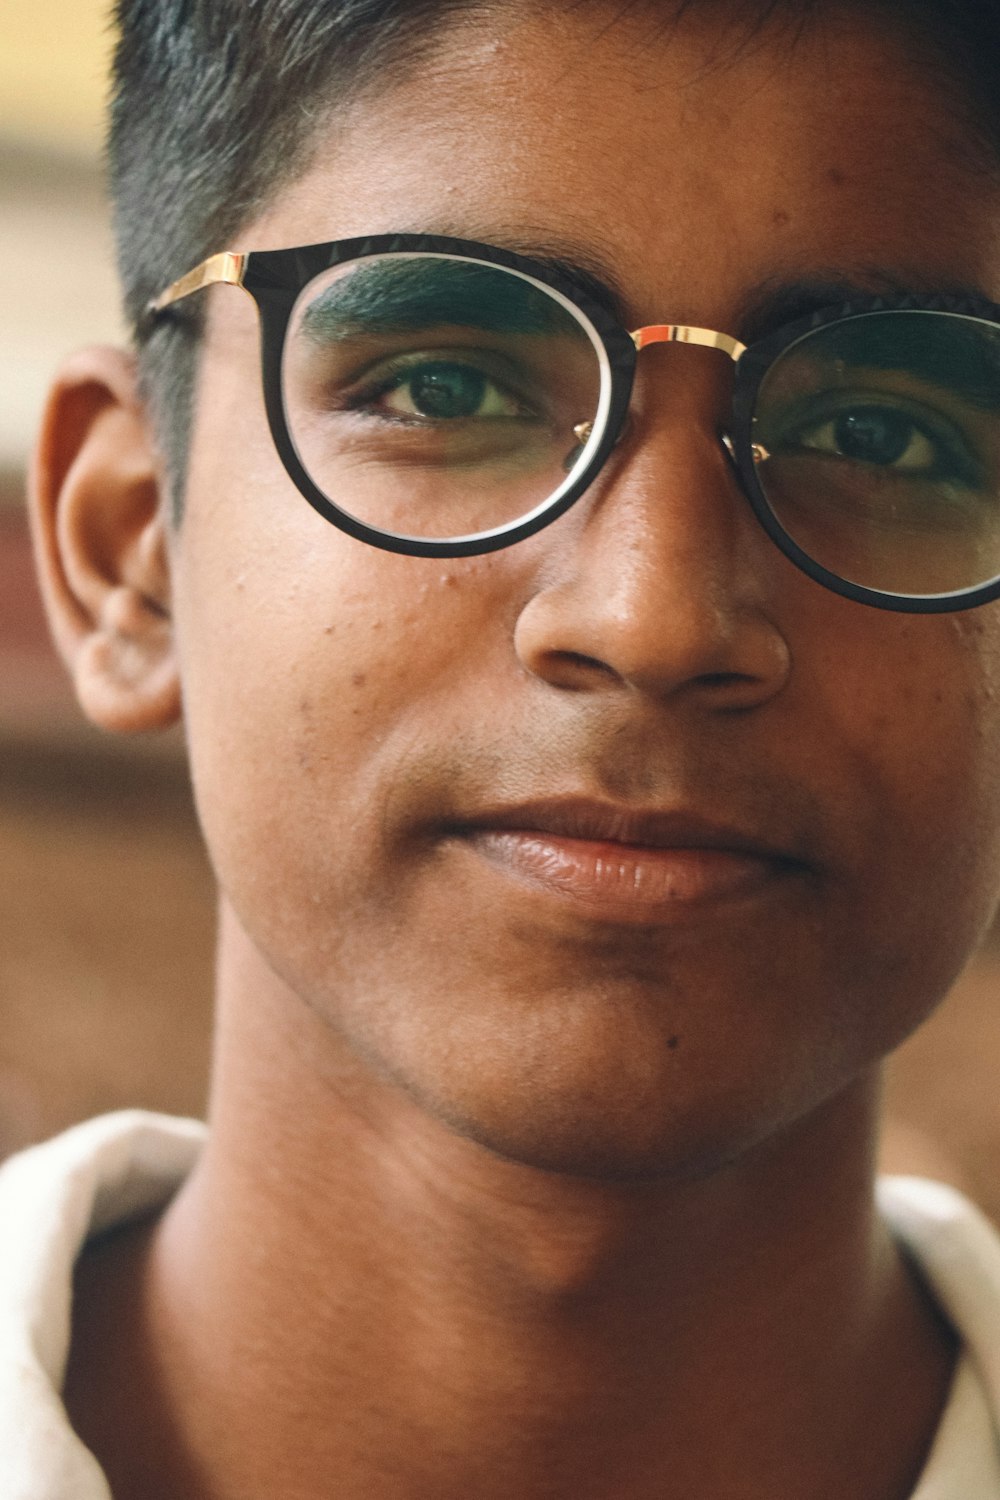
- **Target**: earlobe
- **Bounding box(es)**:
[29,345,181,734]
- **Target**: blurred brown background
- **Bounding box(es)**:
[1,1,998,1215]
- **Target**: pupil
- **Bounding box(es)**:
[834,408,911,465]
[408,365,486,419]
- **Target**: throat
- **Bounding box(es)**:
[60,1099,957,1500]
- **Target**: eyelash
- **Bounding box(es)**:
[337,353,535,424]
[776,393,984,487]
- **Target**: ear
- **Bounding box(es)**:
[28,346,181,733]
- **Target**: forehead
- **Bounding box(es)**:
[248,2,1000,325]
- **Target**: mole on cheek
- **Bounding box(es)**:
[826,166,847,187]
[772,207,790,227]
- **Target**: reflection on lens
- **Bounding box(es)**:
[282,254,607,542]
[753,311,1000,597]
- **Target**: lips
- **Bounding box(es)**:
[447,798,809,921]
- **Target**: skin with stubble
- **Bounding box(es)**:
[29,3,1000,1496]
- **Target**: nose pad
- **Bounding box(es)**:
[562,421,595,474]
[562,413,634,474]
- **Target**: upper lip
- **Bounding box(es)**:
[452,797,806,864]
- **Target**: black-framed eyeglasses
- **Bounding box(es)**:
[149,233,1000,613]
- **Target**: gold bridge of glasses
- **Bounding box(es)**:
[631,324,747,360]
[571,325,750,457]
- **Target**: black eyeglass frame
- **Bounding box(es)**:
[149,232,1000,614]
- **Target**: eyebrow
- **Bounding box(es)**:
[734,269,997,343]
[300,255,587,343]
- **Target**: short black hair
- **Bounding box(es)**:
[109,0,1000,516]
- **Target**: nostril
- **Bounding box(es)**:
[522,647,621,693]
[700,671,761,699]
[560,649,619,682]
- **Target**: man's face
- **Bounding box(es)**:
[169,3,1000,1177]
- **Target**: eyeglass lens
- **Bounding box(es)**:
[753,311,1000,598]
[281,253,1000,599]
[282,253,606,544]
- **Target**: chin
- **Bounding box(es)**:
[397,1053,841,1187]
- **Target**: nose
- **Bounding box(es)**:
[513,358,791,709]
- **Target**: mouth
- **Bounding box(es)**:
[446,798,810,923]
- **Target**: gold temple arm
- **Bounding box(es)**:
[147,251,247,316]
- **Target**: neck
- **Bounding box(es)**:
[67,909,955,1500]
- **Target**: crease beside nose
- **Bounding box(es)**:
[513,437,792,707]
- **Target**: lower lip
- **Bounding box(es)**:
[464,831,794,921]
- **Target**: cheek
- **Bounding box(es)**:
[805,608,1000,996]
[929,616,1000,897]
[170,408,525,966]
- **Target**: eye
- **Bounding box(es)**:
[797,405,936,471]
[372,361,525,421]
